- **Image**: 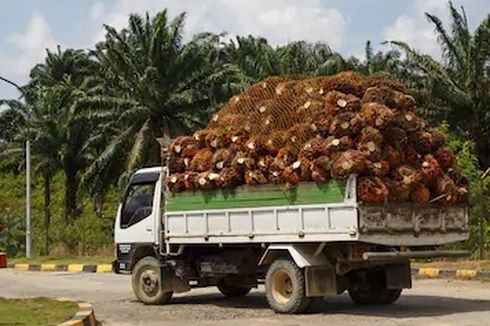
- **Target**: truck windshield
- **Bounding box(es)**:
[121,182,155,228]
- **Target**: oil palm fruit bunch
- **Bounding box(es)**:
[165,72,468,205]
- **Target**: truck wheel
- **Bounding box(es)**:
[265,258,310,314]
[348,270,402,305]
[132,257,173,305]
[217,282,252,297]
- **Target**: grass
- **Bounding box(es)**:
[413,259,490,270]
[9,255,113,265]
[0,297,78,326]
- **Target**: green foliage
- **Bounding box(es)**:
[440,122,490,257]
[1,4,490,257]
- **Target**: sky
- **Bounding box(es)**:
[0,0,488,99]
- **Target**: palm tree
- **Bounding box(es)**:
[24,47,101,220]
[82,11,245,184]
[388,2,490,167]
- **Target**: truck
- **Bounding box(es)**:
[113,166,469,313]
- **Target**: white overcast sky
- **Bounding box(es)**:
[0,0,488,99]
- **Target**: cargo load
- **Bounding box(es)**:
[166,71,468,205]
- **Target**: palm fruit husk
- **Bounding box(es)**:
[357,176,389,203]
[168,155,186,173]
[325,136,354,153]
[384,126,407,148]
[384,178,411,202]
[393,92,416,111]
[183,172,200,192]
[269,168,286,184]
[434,146,456,170]
[366,160,390,177]
[228,131,250,151]
[401,145,422,166]
[285,123,317,149]
[326,71,367,97]
[265,130,288,154]
[245,136,270,157]
[275,147,297,168]
[428,127,447,151]
[213,113,245,131]
[212,148,234,171]
[204,129,230,149]
[329,112,364,137]
[298,156,312,181]
[190,148,214,172]
[193,129,212,148]
[435,174,457,205]
[171,136,200,157]
[310,156,331,183]
[366,74,407,93]
[231,152,255,173]
[324,91,362,116]
[362,86,397,108]
[455,186,469,204]
[420,154,442,186]
[331,149,367,179]
[360,103,395,130]
[300,137,327,160]
[257,155,275,174]
[357,126,383,160]
[217,167,243,189]
[410,184,431,203]
[392,165,421,188]
[393,111,425,132]
[166,173,186,192]
[245,169,268,185]
[381,144,401,168]
[197,172,220,190]
[447,167,468,186]
[410,129,433,154]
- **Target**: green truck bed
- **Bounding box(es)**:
[165,181,347,212]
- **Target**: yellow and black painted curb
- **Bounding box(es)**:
[412,268,490,280]
[7,263,113,273]
[57,298,97,326]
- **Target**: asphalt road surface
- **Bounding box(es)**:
[2,269,490,326]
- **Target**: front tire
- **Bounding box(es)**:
[348,269,402,305]
[132,256,173,305]
[265,258,310,314]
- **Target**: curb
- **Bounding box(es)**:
[57,298,97,326]
[7,263,112,273]
[411,268,490,280]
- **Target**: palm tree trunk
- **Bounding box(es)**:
[43,171,51,255]
[94,192,104,218]
[64,168,78,220]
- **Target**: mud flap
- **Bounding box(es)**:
[385,263,412,289]
[160,265,191,293]
[305,265,337,297]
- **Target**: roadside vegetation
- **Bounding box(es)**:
[0,2,489,258]
[0,297,78,325]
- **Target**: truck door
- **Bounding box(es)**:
[115,171,161,245]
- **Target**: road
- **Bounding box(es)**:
[1,269,490,326]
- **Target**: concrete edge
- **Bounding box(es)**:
[411,268,490,280]
[56,298,97,326]
[7,263,112,273]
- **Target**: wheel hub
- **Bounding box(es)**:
[140,269,159,296]
[272,269,293,304]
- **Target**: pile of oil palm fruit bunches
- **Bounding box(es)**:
[166,71,468,205]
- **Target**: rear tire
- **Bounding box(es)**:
[265,258,311,314]
[217,282,252,297]
[348,269,402,305]
[132,256,173,305]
